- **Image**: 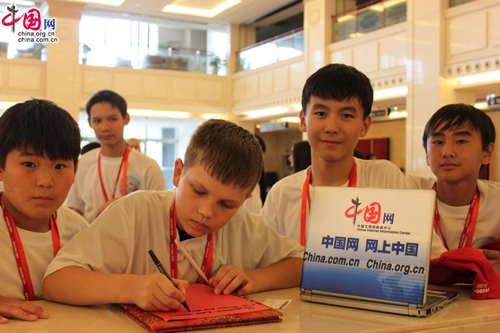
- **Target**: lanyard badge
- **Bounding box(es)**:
[169,201,213,283]
[300,160,357,246]
[1,193,59,301]
[98,146,130,201]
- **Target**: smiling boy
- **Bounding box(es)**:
[261,64,406,245]
[411,104,500,267]
[43,119,303,311]
[0,100,88,323]
[66,90,165,222]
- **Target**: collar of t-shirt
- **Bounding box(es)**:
[177,227,194,242]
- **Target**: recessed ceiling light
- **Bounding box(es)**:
[163,0,241,18]
[67,0,126,7]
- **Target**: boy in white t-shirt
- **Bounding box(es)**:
[66,90,165,223]
[413,104,500,270]
[261,64,405,245]
[0,100,88,323]
[43,119,303,312]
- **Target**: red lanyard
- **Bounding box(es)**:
[169,201,213,283]
[1,194,59,301]
[98,146,130,201]
[300,160,357,246]
[433,185,480,251]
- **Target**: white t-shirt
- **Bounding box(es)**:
[66,148,166,222]
[0,205,88,300]
[406,176,500,258]
[242,184,262,214]
[261,158,406,243]
[45,191,304,283]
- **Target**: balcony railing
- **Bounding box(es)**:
[237,28,303,72]
[333,0,407,43]
[80,45,227,76]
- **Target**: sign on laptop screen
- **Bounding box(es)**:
[301,187,435,305]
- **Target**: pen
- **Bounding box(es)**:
[148,249,191,312]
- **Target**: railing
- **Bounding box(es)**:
[80,45,227,76]
[333,0,407,43]
[237,28,303,72]
[450,0,476,7]
[0,41,46,60]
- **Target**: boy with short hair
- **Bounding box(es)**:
[43,119,303,311]
[0,100,88,322]
[413,104,500,266]
[261,64,405,245]
[66,90,165,222]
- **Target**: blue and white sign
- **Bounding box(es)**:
[301,187,435,305]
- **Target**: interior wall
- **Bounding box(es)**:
[363,119,406,172]
[257,128,303,180]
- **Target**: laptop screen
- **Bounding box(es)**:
[301,187,435,305]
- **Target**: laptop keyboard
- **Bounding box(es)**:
[424,294,443,306]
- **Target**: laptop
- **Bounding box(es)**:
[300,187,458,317]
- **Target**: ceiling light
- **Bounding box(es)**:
[373,86,408,100]
[0,101,16,110]
[279,117,301,123]
[128,109,190,119]
[242,107,288,120]
[290,103,302,111]
[389,110,408,119]
[67,0,125,6]
[456,70,500,86]
[202,113,224,120]
[163,0,241,18]
[474,101,487,109]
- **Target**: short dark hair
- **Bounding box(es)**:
[86,90,127,118]
[81,141,101,155]
[0,99,81,169]
[301,64,373,119]
[184,119,263,191]
[292,140,312,173]
[422,103,496,152]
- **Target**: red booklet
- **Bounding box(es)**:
[117,284,283,332]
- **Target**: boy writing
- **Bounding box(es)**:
[261,64,405,245]
[0,100,88,323]
[66,90,165,222]
[413,104,500,268]
[43,119,303,311]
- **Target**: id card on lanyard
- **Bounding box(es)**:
[300,160,357,246]
[433,184,480,251]
[169,201,213,284]
[1,194,60,301]
[98,146,130,202]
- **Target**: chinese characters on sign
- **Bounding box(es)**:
[321,234,419,257]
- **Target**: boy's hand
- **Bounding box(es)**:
[0,295,49,324]
[481,249,500,273]
[208,265,256,296]
[131,273,189,312]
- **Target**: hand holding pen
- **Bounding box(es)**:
[148,250,191,312]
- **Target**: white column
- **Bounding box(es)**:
[45,0,84,119]
[303,0,335,76]
[405,0,475,177]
